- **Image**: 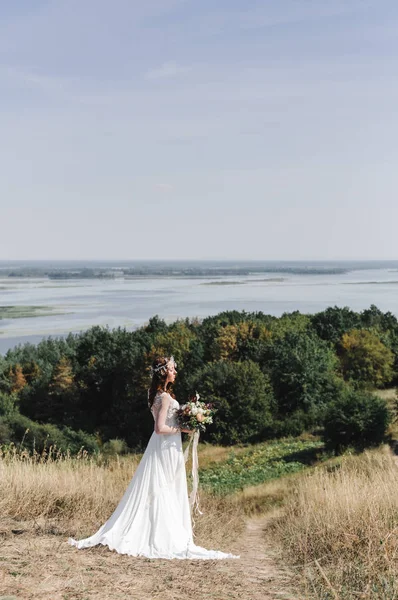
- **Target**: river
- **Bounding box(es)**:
[1,260,398,354]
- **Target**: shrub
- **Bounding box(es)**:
[0,391,18,418]
[1,412,99,454]
[323,387,391,452]
[0,417,12,443]
[102,438,129,455]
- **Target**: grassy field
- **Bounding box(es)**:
[0,438,321,599]
[199,438,324,495]
[1,438,398,599]
[0,437,321,534]
[0,443,247,599]
[272,445,398,599]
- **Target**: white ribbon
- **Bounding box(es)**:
[184,430,203,524]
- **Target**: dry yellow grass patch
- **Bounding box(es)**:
[373,387,397,402]
[232,474,301,516]
[0,445,244,547]
[272,445,398,599]
[0,444,298,600]
[194,441,247,469]
[0,447,139,528]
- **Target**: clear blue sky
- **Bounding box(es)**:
[1,1,397,260]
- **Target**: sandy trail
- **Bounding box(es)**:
[236,515,297,600]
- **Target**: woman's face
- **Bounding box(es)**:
[166,360,177,384]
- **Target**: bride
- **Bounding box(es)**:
[68,355,239,560]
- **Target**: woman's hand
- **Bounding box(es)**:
[181,427,193,434]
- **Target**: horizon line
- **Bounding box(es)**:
[1,258,398,263]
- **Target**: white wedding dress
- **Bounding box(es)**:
[68,392,239,560]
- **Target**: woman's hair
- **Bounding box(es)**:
[147,355,176,408]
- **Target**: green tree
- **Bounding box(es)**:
[210,321,273,363]
[269,331,339,428]
[73,326,153,447]
[211,324,240,361]
[359,306,398,385]
[149,320,196,368]
[360,304,398,332]
[339,329,395,388]
[188,360,275,445]
[268,311,312,339]
[311,306,360,344]
[144,315,168,335]
[323,387,391,453]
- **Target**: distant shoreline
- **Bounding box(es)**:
[0,266,357,279]
[1,259,397,280]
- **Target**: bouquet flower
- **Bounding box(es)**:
[179,392,215,516]
[178,392,215,433]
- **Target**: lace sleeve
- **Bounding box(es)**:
[151,391,167,413]
[153,393,181,435]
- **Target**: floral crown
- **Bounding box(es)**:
[149,355,177,378]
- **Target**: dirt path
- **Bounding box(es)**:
[0,514,298,600]
[232,513,298,600]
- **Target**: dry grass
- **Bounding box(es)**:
[0,444,244,547]
[0,443,291,600]
[272,445,398,599]
[0,446,140,530]
[11,439,398,599]
[373,387,397,402]
[194,441,248,470]
[231,472,308,517]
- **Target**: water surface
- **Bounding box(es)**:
[1,261,397,354]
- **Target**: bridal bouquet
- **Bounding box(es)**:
[178,392,215,433]
[179,392,215,516]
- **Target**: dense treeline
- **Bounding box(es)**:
[0,304,396,453]
[2,264,350,279]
